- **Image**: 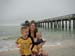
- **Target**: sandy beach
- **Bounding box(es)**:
[0,50,20,56]
[0,40,75,56]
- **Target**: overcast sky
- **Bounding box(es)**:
[0,0,75,26]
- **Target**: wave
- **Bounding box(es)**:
[0,40,18,52]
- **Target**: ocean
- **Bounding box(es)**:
[0,26,21,52]
[0,26,75,56]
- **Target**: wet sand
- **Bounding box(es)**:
[45,40,75,56]
[0,50,20,56]
[0,40,75,56]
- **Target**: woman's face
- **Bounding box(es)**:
[30,23,36,32]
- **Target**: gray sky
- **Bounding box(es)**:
[0,0,75,26]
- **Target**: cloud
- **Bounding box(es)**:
[0,0,75,25]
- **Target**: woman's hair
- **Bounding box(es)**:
[29,20,38,37]
[29,20,38,32]
[28,20,38,50]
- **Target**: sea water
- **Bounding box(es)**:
[0,26,21,52]
[0,26,75,56]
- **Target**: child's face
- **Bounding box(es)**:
[21,28,29,38]
[36,33,41,39]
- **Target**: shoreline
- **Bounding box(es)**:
[0,43,75,56]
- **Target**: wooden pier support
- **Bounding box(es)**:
[45,22,46,29]
[62,20,64,30]
[54,21,57,29]
[58,20,61,30]
[65,20,67,30]
[50,21,53,29]
[42,22,44,28]
[56,21,58,29]
[69,20,71,30]
[48,22,49,29]
[73,19,75,29]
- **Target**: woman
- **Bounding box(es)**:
[28,20,38,50]
[29,20,48,56]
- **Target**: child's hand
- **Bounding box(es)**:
[38,44,42,48]
[16,44,21,48]
[29,44,32,50]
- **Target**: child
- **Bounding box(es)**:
[16,26,32,56]
[32,32,48,56]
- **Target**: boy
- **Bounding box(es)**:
[16,26,32,56]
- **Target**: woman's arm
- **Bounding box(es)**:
[38,40,46,48]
